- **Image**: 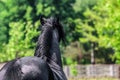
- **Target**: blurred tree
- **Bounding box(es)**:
[0,0,41,61]
[0,21,40,62]
[93,0,120,63]
[64,41,84,64]
[75,0,120,64]
[0,0,9,49]
[0,0,77,62]
[0,0,118,65]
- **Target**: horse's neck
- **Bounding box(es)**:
[49,31,62,67]
[34,27,53,57]
[34,28,62,67]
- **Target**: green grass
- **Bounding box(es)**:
[69,77,118,80]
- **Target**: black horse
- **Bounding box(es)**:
[0,56,53,80]
[0,16,67,80]
[34,16,67,80]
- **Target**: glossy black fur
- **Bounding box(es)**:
[0,57,54,80]
[34,16,67,80]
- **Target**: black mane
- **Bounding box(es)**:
[54,18,65,43]
[34,17,65,57]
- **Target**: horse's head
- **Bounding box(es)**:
[40,16,65,43]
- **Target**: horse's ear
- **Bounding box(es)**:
[53,16,59,25]
[56,16,59,23]
[40,15,46,25]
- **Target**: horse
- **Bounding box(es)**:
[0,56,54,80]
[34,16,67,80]
[0,16,67,80]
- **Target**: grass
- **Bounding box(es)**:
[69,77,119,80]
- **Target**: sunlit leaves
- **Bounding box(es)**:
[0,20,40,62]
[36,3,43,15]
[90,0,120,63]
[24,6,33,20]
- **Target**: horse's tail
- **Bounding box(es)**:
[3,59,21,80]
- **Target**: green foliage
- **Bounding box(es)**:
[0,0,42,62]
[73,0,120,63]
[99,0,120,63]
[69,77,117,80]
[0,0,79,62]
[0,0,120,64]
[70,64,78,76]
[66,58,78,76]
[0,21,40,62]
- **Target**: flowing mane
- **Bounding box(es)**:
[34,17,65,57]
[34,16,67,80]
[54,17,65,43]
[34,24,53,57]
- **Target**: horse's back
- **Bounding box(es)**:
[20,57,49,80]
[0,56,50,80]
[0,60,16,80]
